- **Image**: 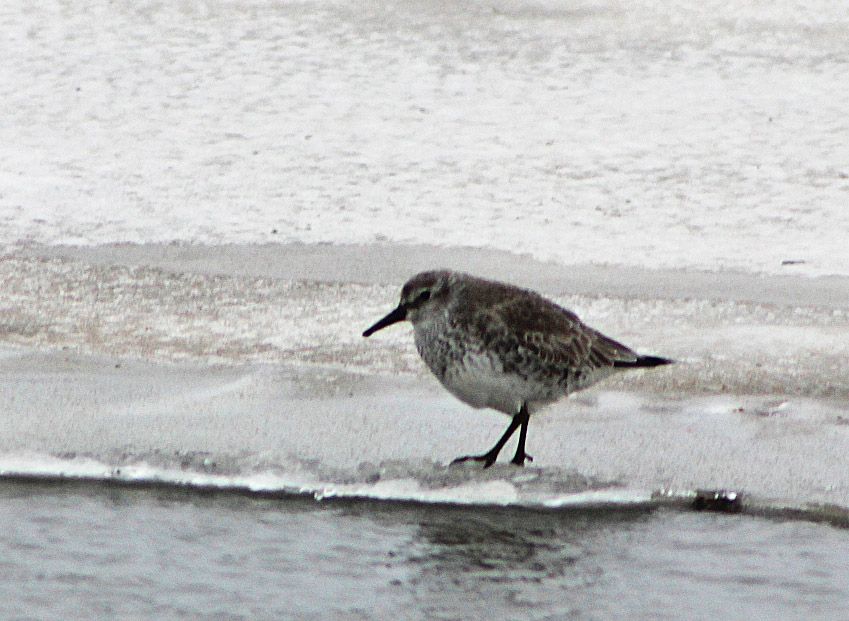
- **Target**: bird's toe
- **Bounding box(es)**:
[451,452,499,468]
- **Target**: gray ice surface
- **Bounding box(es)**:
[1,244,847,515]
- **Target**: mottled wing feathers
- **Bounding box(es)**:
[455,276,639,375]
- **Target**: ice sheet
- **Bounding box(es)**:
[2,249,847,397]
[0,349,847,518]
[2,0,848,517]
[0,244,847,516]
[2,0,848,275]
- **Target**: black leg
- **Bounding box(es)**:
[510,405,533,466]
[452,404,531,469]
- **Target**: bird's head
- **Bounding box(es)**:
[362,270,452,337]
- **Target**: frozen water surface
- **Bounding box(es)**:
[0,244,847,515]
[2,0,849,617]
[1,0,848,274]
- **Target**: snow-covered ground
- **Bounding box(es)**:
[2,0,848,275]
[1,0,848,515]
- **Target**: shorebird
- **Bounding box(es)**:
[362,270,672,467]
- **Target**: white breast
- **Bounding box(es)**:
[442,355,524,413]
[412,312,565,416]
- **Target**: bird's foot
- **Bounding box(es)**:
[451,450,500,469]
[451,450,533,468]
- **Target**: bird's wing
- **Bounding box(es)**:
[472,290,639,373]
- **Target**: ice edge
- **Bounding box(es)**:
[2,453,849,527]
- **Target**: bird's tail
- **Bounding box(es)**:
[613,355,674,369]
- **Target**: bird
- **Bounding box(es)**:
[362,270,672,467]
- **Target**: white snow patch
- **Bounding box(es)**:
[2,0,848,276]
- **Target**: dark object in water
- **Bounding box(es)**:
[692,489,743,513]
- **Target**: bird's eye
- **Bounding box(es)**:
[417,290,431,303]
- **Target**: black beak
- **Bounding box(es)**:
[362,304,407,337]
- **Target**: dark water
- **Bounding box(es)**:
[2,480,848,621]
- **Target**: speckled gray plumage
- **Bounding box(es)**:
[363,269,672,466]
[405,270,647,410]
